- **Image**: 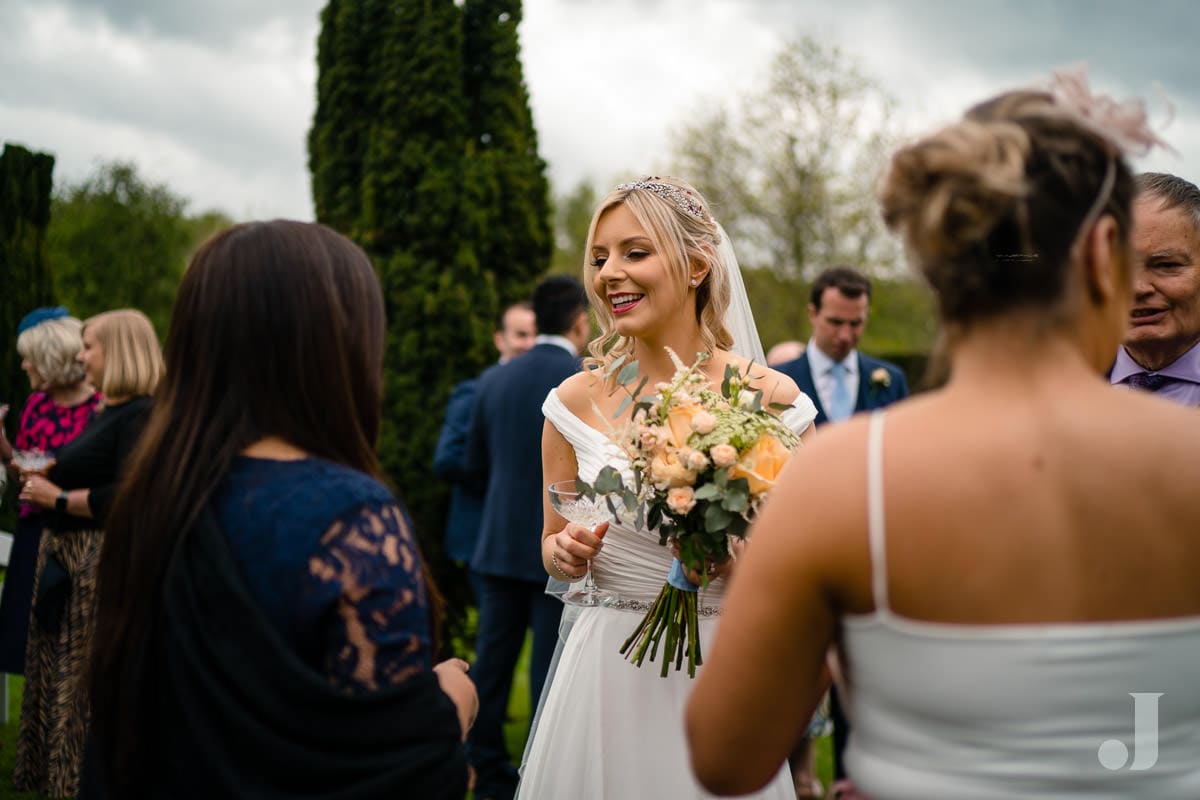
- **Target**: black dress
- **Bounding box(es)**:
[0,390,100,674]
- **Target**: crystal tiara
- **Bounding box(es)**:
[615,178,710,221]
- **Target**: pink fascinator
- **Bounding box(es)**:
[1047,64,1174,157]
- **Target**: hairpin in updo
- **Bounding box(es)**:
[616,178,710,221]
[1047,64,1174,157]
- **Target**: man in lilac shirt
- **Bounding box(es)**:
[1110,172,1200,406]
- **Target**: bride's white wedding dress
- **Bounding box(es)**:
[517,388,817,800]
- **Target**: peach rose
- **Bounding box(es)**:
[649,448,697,488]
[666,486,697,514]
[685,449,710,471]
[665,404,704,448]
[729,434,791,495]
[710,443,738,469]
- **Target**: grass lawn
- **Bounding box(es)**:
[0,675,46,800]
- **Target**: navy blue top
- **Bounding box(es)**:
[213,456,431,693]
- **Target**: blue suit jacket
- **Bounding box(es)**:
[466,344,581,582]
[776,350,909,426]
[433,368,497,563]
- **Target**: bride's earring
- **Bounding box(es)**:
[690,278,698,286]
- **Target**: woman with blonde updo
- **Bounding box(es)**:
[688,78,1200,798]
[518,177,816,799]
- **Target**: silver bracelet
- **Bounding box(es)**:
[550,552,576,581]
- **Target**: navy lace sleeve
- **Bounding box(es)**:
[308,501,433,693]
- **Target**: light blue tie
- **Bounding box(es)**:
[828,362,853,422]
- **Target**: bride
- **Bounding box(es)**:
[517,177,816,799]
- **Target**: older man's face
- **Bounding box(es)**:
[1126,198,1200,368]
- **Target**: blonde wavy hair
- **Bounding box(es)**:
[16,316,87,389]
[84,310,164,398]
[582,177,733,374]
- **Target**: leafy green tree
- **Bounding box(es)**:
[0,143,55,524]
[672,35,900,281]
[44,162,199,337]
[549,179,598,275]
[462,0,553,307]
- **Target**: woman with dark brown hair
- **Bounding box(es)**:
[688,74,1200,798]
[87,221,475,799]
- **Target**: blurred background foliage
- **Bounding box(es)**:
[1,18,937,642]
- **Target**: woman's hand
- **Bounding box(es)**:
[433,658,478,741]
[19,473,60,509]
[547,521,609,581]
[670,537,746,585]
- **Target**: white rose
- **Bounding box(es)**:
[690,410,717,435]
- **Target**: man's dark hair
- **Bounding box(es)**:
[1137,172,1200,228]
[495,301,533,332]
[533,275,588,335]
[810,266,872,311]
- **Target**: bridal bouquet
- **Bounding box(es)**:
[576,350,800,677]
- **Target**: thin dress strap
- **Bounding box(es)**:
[867,411,890,615]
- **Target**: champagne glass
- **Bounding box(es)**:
[12,449,55,476]
[548,480,618,607]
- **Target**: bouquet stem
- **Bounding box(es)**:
[618,560,703,677]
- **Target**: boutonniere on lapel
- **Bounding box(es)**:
[869,367,891,396]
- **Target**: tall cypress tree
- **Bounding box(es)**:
[462,0,552,306]
[309,1,499,629]
[308,0,376,235]
[0,143,55,525]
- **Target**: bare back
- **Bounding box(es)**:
[819,380,1200,626]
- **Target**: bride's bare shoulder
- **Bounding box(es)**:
[720,352,800,408]
[556,369,606,416]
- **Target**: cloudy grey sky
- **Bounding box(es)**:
[2,0,1195,220]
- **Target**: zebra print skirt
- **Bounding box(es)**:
[13,526,104,798]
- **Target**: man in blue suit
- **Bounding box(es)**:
[433,302,535,601]
[775,265,909,793]
[465,275,590,800]
[776,266,909,425]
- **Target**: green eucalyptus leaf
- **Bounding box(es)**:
[616,361,640,386]
[693,484,722,501]
[605,494,621,522]
[615,394,633,418]
[769,402,793,411]
[594,466,625,494]
[722,491,749,513]
[605,353,628,376]
[705,504,734,533]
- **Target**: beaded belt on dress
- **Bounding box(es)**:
[602,595,724,617]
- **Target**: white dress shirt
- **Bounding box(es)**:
[534,334,578,357]
[806,339,859,418]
